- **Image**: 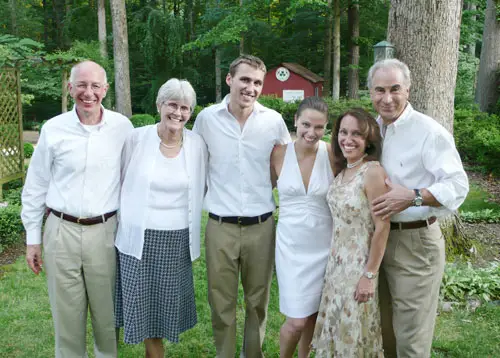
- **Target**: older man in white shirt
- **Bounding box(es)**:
[368,59,469,358]
[21,61,133,358]
[193,55,291,358]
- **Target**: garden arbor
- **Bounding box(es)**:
[0,66,24,198]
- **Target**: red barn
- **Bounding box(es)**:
[262,63,324,101]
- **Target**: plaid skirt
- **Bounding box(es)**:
[115,228,197,344]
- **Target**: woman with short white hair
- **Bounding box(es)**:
[114,78,207,357]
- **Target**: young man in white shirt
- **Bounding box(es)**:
[367,59,469,358]
[21,61,133,358]
[193,55,291,357]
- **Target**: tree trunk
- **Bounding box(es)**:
[239,0,245,54]
[62,69,69,113]
[110,0,132,117]
[388,0,467,258]
[332,0,341,100]
[323,0,333,98]
[388,0,462,134]
[98,0,108,59]
[347,0,359,99]
[475,0,500,113]
[9,0,17,36]
[215,47,222,102]
[463,1,477,56]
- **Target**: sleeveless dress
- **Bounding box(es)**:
[275,141,334,318]
[312,161,384,357]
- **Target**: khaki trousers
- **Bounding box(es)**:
[205,216,275,358]
[43,213,118,358]
[379,221,445,358]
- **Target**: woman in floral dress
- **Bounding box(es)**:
[312,108,390,357]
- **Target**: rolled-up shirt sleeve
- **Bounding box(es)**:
[21,127,53,245]
[423,130,469,211]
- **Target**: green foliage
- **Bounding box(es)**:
[130,114,156,128]
[23,142,34,159]
[0,205,23,254]
[257,96,374,130]
[460,183,500,212]
[441,262,500,302]
[455,52,480,107]
[460,209,500,223]
[0,34,43,67]
[4,187,22,207]
[454,108,500,174]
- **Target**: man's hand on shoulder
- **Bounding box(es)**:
[26,244,43,275]
[371,179,414,220]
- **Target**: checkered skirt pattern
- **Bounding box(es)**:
[115,228,197,344]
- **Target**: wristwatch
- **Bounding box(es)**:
[412,189,423,207]
[363,271,377,279]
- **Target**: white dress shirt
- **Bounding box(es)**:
[377,103,469,222]
[193,95,291,216]
[115,126,207,261]
[21,107,133,245]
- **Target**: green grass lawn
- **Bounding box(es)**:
[1,213,499,357]
[459,183,500,213]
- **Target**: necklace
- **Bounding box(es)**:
[160,135,182,149]
[347,153,367,169]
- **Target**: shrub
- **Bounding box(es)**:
[454,109,500,175]
[129,114,156,128]
[24,142,34,159]
[22,121,40,131]
[3,187,22,206]
[441,262,500,303]
[460,209,500,223]
[0,205,23,254]
[258,96,374,131]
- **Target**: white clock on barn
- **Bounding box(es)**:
[276,67,290,82]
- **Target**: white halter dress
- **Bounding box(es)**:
[275,141,334,318]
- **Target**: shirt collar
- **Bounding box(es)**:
[217,95,267,117]
[71,105,108,127]
[376,102,414,135]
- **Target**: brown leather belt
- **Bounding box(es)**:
[48,208,117,226]
[209,212,273,226]
[390,216,437,231]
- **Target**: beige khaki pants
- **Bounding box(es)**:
[205,216,275,358]
[379,221,445,358]
[43,213,118,358]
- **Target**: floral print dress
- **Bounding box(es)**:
[312,161,384,357]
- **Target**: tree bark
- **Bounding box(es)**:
[215,47,222,102]
[98,0,108,59]
[323,0,333,98]
[62,69,68,113]
[9,0,17,36]
[110,0,132,117]
[463,1,477,56]
[332,0,341,100]
[388,0,463,134]
[347,0,359,99]
[475,0,500,113]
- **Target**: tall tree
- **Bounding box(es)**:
[475,0,500,113]
[323,0,333,98]
[9,0,18,36]
[347,0,360,99]
[388,0,463,133]
[332,0,340,100]
[98,0,108,59]
[110,0,132,117]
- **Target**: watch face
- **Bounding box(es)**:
[415,197,423,206]
[364,272,374,279]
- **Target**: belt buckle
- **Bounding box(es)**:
[77,217,82,224]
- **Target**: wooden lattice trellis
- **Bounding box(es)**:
[0,67,24,198]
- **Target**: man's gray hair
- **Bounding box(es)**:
[156,78,197,110]
[69,61,108,84]
[367,59,411,89]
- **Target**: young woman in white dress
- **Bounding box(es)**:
[271,96,335,358]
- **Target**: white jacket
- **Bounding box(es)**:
[115,125,207,261]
